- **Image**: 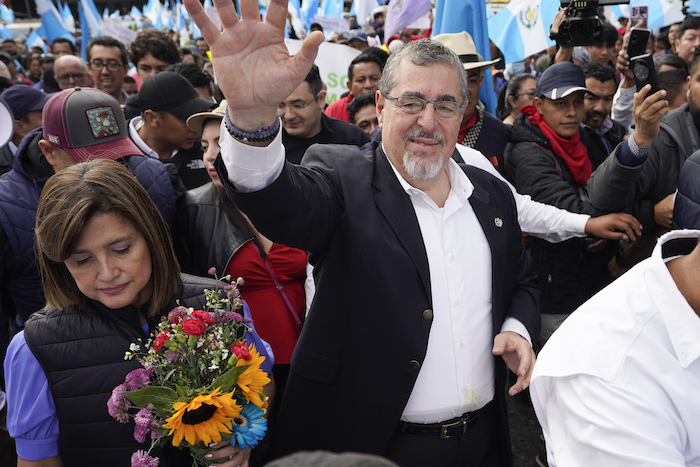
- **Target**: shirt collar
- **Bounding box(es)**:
[380,142,474,204]
[650,230,700,368]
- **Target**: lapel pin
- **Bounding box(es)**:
[494,217,503,228]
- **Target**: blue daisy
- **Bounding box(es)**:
[231,403,268,450]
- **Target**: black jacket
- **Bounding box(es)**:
[674,148,700,230]
[283,113,370,165]
[174,182,252,276]
[504,115,615,315]
[218,140,540,463]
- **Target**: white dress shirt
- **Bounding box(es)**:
[219,127,530,423]
[456,145,589,243]
[531,229,700,467]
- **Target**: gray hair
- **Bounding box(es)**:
[379,38,469,105]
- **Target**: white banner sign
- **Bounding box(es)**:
[285,39,361,105]
[100,17,137,48]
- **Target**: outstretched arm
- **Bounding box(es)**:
[183,0,324,141]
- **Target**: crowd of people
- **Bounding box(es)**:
[0,0,699,465]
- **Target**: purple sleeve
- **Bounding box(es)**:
[242,301,275,374]
[3,331,60,461]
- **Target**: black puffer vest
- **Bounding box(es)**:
[23,274,217,466]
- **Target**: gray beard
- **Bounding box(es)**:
[403,151,444,180]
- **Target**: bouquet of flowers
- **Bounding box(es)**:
[108,270,270,466]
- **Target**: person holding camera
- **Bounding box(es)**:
[587,42,700,243]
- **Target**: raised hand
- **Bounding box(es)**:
[632,84,668,148]
[183,0,324,132]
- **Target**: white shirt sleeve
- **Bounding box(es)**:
[611,83,635,132]
[456,145,589,242]
[501,317,532,347]
[219,120,286,192]
[531,373,689,467]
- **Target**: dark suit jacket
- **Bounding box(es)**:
[217,141,540,463]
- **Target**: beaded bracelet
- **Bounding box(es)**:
[224,106,280,143]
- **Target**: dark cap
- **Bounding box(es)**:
[42,87,143,163]
[0,85,51,119]
[136,71,215,120]
[536,61,589,100]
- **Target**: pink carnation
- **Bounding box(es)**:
[131,450,160,467]
[107,384,131,423]
[125,368,154,390]
[208,267,217,276]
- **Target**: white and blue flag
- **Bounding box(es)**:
[321,0,343,18]
[35,0,73,43]
[488,0,558,65]
[1,4,15,24]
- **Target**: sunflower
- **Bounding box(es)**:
[163,388,242,446]
[235,344,271,409]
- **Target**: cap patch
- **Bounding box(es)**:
[86,106,120,139]
[47,134,60,145]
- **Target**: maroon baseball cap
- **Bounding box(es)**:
[42,87,143,163]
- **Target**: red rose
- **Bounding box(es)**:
[192,310,213,326]
[231,342,251,361]
[181,319,206,336]
[153,332,170,352]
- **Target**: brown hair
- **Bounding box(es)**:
[35,159,180,316]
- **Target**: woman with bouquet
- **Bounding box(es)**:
[3,159,273,467]
[177,101,308,407]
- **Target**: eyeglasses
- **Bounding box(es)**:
[89,60,124,71]
[514,92,537,98]
[277,96,317,113]
[56,72,90,85]
[382,94,464,119]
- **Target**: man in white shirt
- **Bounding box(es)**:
[531,229,700,466]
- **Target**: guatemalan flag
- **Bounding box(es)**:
[488,0,558,65]
[629,0,683,29]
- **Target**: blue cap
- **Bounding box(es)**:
[536,61,589,100]
[0,85,51,120]
[347,30,368,43]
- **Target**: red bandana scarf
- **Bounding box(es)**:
[521,105,592,185]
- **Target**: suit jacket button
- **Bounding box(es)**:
[422,309,433,320]
[409,360,421,371]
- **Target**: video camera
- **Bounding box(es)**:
[553,0,630,47]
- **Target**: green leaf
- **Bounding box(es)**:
[124,386,179,412]
[208,365,249,393]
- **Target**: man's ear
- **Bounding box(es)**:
[14,119,28,139]
[316,90,327,109]
[534,97,545,115]
[38,139,60,171]
[376,90,385,128]
[144,109,158,126]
